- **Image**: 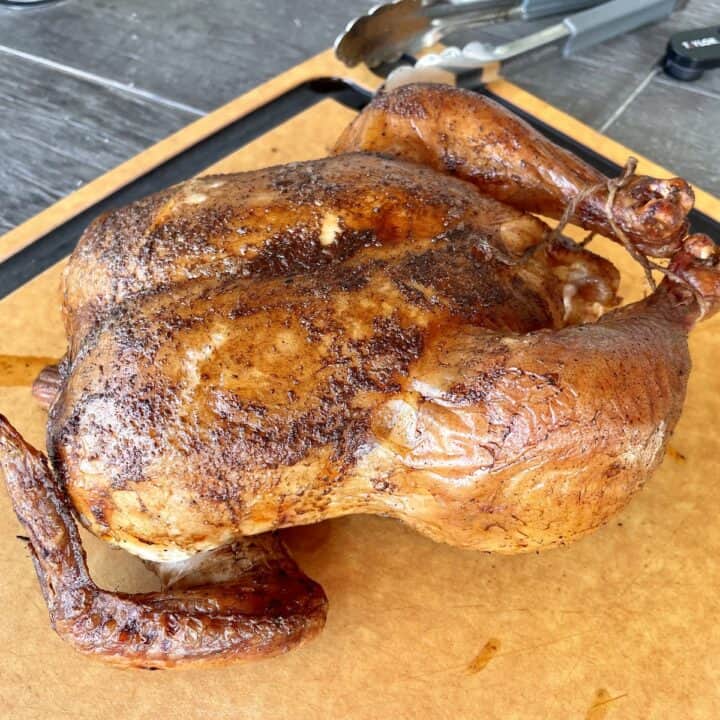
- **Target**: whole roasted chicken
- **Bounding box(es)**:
[2,84,718,668]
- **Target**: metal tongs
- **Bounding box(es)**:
[336,0,600,67]
[336,0,679,71]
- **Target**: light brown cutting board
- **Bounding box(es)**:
[1,49,719,720]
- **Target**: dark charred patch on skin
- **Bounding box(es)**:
[604,461,624,478]
[371,477,397,493]
[388,234,555,332]
[332,263,373,293]
[352,316,424,392]
[187,315,424,500]
[443,367,508,405]
[50,370,178,494]
[75,188,176,265]
[246,226,378,278]
[268,163,344,203]
[392,278,438,310]
[147,204,236,256]
[443,367,562,406]
[90,503,109,528]
[442,150,467,174]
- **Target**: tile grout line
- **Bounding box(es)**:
[654,75,720,100]
[0,44,207,117]
[599,66,660,133]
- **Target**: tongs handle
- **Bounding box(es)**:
[521,0,606,20]
[446,0,606,21]
[563,0,676,55]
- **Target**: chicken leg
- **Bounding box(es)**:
[334,83,694,257]
[365,234,719,550]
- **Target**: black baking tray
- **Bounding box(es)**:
[1,77,717,300]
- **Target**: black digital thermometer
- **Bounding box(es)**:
[663,25,720,81]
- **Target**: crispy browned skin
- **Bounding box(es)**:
[62,154,558,344]
[49,234,718,557]
[4,83,719,667]
[335,84,694,257]
[50,150,718,559]
[0,417,326,668]
[51,154,632,560]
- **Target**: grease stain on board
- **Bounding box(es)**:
[466,638,501,674]
[666,446,687,462]
[0,355,60,386]
[585,688,628,719]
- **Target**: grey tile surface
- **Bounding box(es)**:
[0,0,371,111]
[602,77,720,193]
[567,1,720,96]
[0,0,718,232]
[486,46,644,129]
[0,0,371,229]
[0,52,192,232]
